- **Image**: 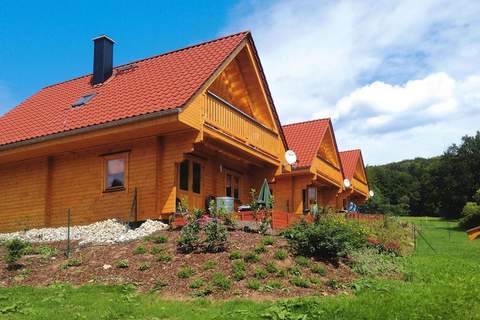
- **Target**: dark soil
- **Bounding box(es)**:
[0,230,357,299]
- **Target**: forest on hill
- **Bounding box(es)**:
[363,131,480,219]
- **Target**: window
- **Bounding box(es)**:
[192,162,201,194]
[72,93,96,108]
[226,172,240,200]
[179,160,189,191]
[104,156,126,191]
[303,186,317,211]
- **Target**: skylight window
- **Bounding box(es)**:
[72,93,96,108]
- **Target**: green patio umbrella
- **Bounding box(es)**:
[257,178,272,209]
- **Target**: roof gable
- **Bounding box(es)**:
[339,149,367,182]
[282,118,334,168]
[0,32,249,147]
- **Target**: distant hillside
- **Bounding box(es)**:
[362,132,480,218]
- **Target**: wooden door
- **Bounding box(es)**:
[177,159,204,211]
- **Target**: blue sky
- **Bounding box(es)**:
[2,0,480,165]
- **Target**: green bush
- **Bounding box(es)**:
[295,256,311,267]
[189,278,205,289]
[156,253,172,262]
[146,234,168,244]
[349,248,404,277]
[266,280,282,289]
[204,219,228,253]
[229,250,242,260]
[310,264,326,275]
[254,267,268,279]
[177,221,200,253]
[150,246,163,255]
[37,246,58,258]
[139,262,150,271]
[459,202,480,230]
[133,245,147,255]
[246,279,261,290]
[177,267,195,279]
[211,272,231,290]
[116,260,129,268]
[274,249,287,260]
[63,258,81,269]
[232,260,246,281]
[265,261,278,274]
[201,260,217,271]
[289,276,310,288]
[262,236,275,246]
[4,238,32,265]
[283,216,367,260]
[287,265,302,276]
[254,245,267,254]
[244,252,260,263]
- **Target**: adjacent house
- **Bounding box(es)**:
[0,32,290,232]
[273,119,344,213]
[338,149,369,207]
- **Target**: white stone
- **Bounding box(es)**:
[0,219,168,245]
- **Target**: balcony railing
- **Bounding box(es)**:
[203,92,279,157]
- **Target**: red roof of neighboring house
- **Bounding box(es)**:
[0,32,250,147]
[282,118,331,167]
[339,149,363,181]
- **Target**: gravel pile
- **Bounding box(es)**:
[0,219,168,245]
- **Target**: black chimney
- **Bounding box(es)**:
[92,35,114,85]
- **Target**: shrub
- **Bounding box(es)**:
[229,250,242,260]
[290,276,310,288]
[274,249,287,260]
[204,219,228,253]
[276,268,287,278]
[139,262,150,271]
[349,248,404,277]
[37,246,58,258]
[152,280,167,291]
[211,272,232,290]
[283,216,367,260]
[177,221,200,253]
[189,278,205,289]
[262,236,275,246]
[254,245,267,254]
[177,266,195,279]
[246,279,261,290]
[201,260,217,271]
[287,265,302,276]
[232,260,246,281]
[157,253,172,262]
[310,264,326,276]
[116,260,129,269]
[266,280,282,289]
[146,234,168,244]
[63,258,81,269]
[133,245,147,255]
[4,238,31,265]
[459,202,480,230]
[265,261,278,274]
[244,252,260,263]
[254,267,268,279]
[295,256,311,267]
[326,279,339,289]
[150,246,163,255]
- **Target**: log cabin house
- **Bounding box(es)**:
[274,119,345,214]
[0,32,291,232]
[338,149,369,207]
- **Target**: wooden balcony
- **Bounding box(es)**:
[312,157,343,188]
[352,178,369,196]
[203,92,280,159]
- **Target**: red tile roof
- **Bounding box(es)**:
[339,149,362,181]
[282,118,331,167]
[0,32,249,147]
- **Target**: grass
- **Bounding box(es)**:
[1,218,479,319]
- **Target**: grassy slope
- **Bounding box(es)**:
[1,217,479,319]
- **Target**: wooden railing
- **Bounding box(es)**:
[203,92,279,157]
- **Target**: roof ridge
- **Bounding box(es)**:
[282,117,331,127]
[42,31,250,90]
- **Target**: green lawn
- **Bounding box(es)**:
[1,217,480,319]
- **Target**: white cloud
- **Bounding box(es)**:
[224,0,480,164]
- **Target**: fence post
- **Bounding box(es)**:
[66,208,71,258]
[413,224,416,252]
